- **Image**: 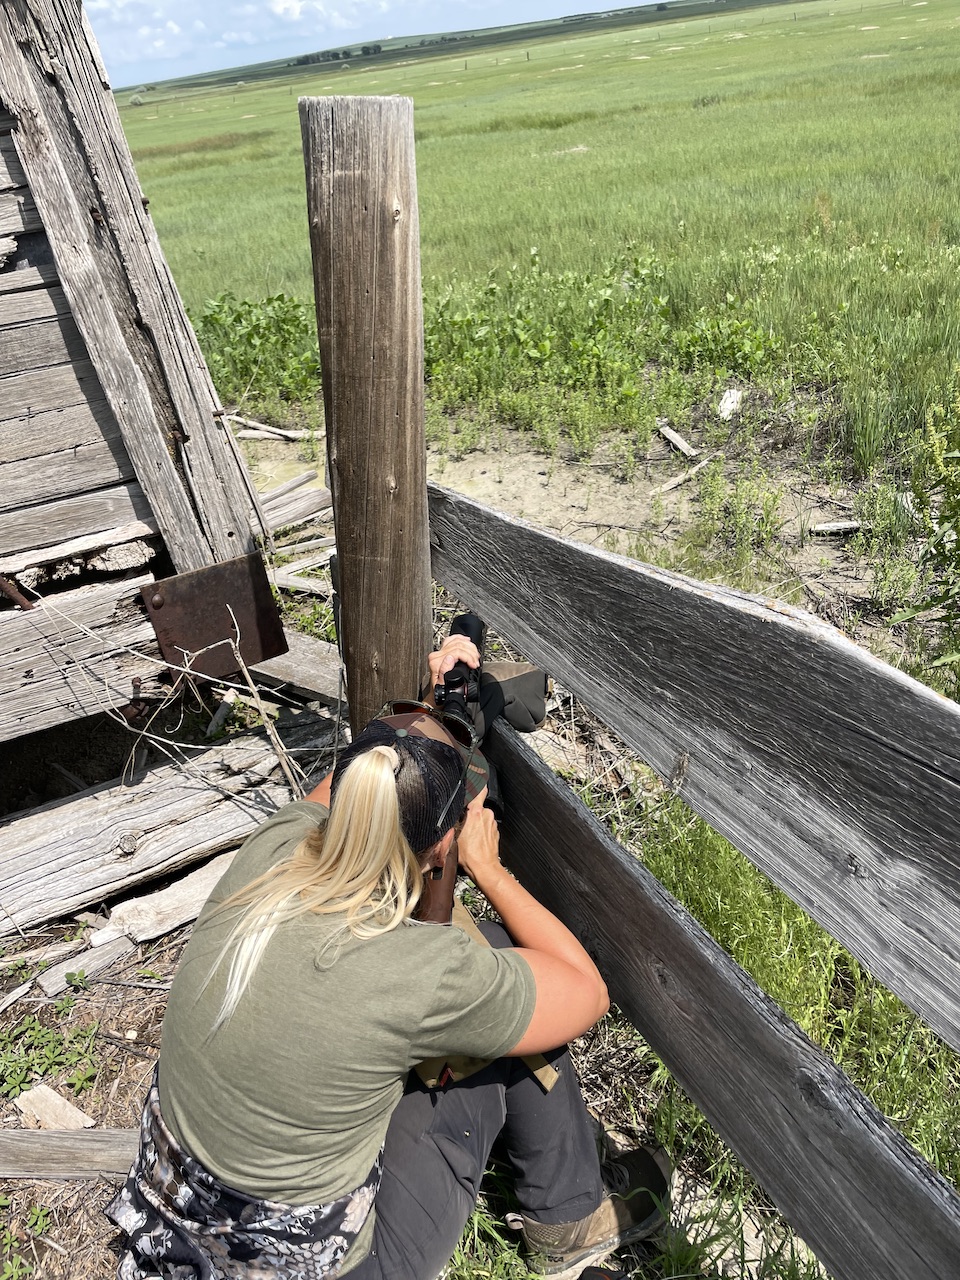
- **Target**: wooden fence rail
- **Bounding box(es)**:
[428,484,960,1057]
[488,721,960,1280]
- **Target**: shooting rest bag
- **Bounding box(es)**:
[414,900,559,1094]
[476,662,550,736]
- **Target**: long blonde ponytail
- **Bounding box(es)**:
[206,745,423,1031]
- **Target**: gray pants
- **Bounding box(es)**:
[348,923,605,1280]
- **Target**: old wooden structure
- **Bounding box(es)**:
[0,0,264,748]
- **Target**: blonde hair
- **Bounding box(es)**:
[205,745,425,1031]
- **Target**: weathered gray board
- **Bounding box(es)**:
[0,1,260,569]
[0,481,152,559]
[0,1129,138,1179]
[251,629,342,705]
[0,309,87,376]
[0,717,336,935]
[0,576,159,741]
[487,722,960,1280]
[427,485,960,1054]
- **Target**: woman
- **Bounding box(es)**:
[107,636,670,1280]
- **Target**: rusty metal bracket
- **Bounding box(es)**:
[141,553,287,681]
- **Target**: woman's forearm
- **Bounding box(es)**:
[471,862,604,986]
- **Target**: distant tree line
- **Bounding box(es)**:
[295,33,475,66]
[295,45,382,64]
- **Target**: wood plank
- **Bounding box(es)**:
[0,717,335,934]
[428,485,960,1054]
[0,357,102,420]
[0,938,83,974]
[301,96,431,731]
[0,110,14,133]
[252,629,342,704]
[0,280,69,325]
[0,1129,138,1179]
[0,480,152,558]
[0,395,120,464]
[37,934,134,996]
[487,722,960,1280]
[263,486,333,533]
[0,135,26,191]
[0,430,135,511]
[271,570,331,598]
[259,470,318,506]
[0,5,257,567]
[14,1084,94,1130]
[0,575,159,742]
[0,262,58,294]
[90,851,236,947]
[0,519,158,575]
[0,186,41,235]
[0,310,87,376]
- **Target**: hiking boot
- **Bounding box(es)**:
[521,1146,672,1279]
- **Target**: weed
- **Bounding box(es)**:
[192,293,321,411]
[0,1013,98,1100]
[696,456,783,561]
[851,478,922,613]
[0,1197,53,1279]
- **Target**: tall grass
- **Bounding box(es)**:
[587,779,960,1191]
[120,0,960,476]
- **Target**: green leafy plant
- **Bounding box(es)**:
[894,381,960,664]
[0,1014,98,1100]
[192,293,321,407]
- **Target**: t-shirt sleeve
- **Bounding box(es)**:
[407,926,538,1062]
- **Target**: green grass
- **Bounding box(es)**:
[119,0,960,477]
[584,776,960,1190]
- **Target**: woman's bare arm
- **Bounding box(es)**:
[456,795,609,1054]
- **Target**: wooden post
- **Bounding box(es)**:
[300,96,431,732]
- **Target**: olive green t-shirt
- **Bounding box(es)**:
[158,801,536,1212]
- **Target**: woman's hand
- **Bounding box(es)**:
[424,635,481,707]
[455,789,504,889]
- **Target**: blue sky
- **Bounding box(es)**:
[86,1,637,88]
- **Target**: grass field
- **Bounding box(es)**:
[118,0,960,488]
[104,6,960,1275]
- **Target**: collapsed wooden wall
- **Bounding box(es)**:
[0,1,264,744]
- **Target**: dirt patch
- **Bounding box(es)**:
[242,410,904,659]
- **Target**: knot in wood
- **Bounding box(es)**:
[393,205,402,222]
[117,831,142,856]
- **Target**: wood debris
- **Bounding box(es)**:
[38,935,135,997]
[14,1084,94,1131]
[0,938,84,974]
[649,450,724,496]
[810,520,861,537]
[657,421,700,459]
[90,852,236,947]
